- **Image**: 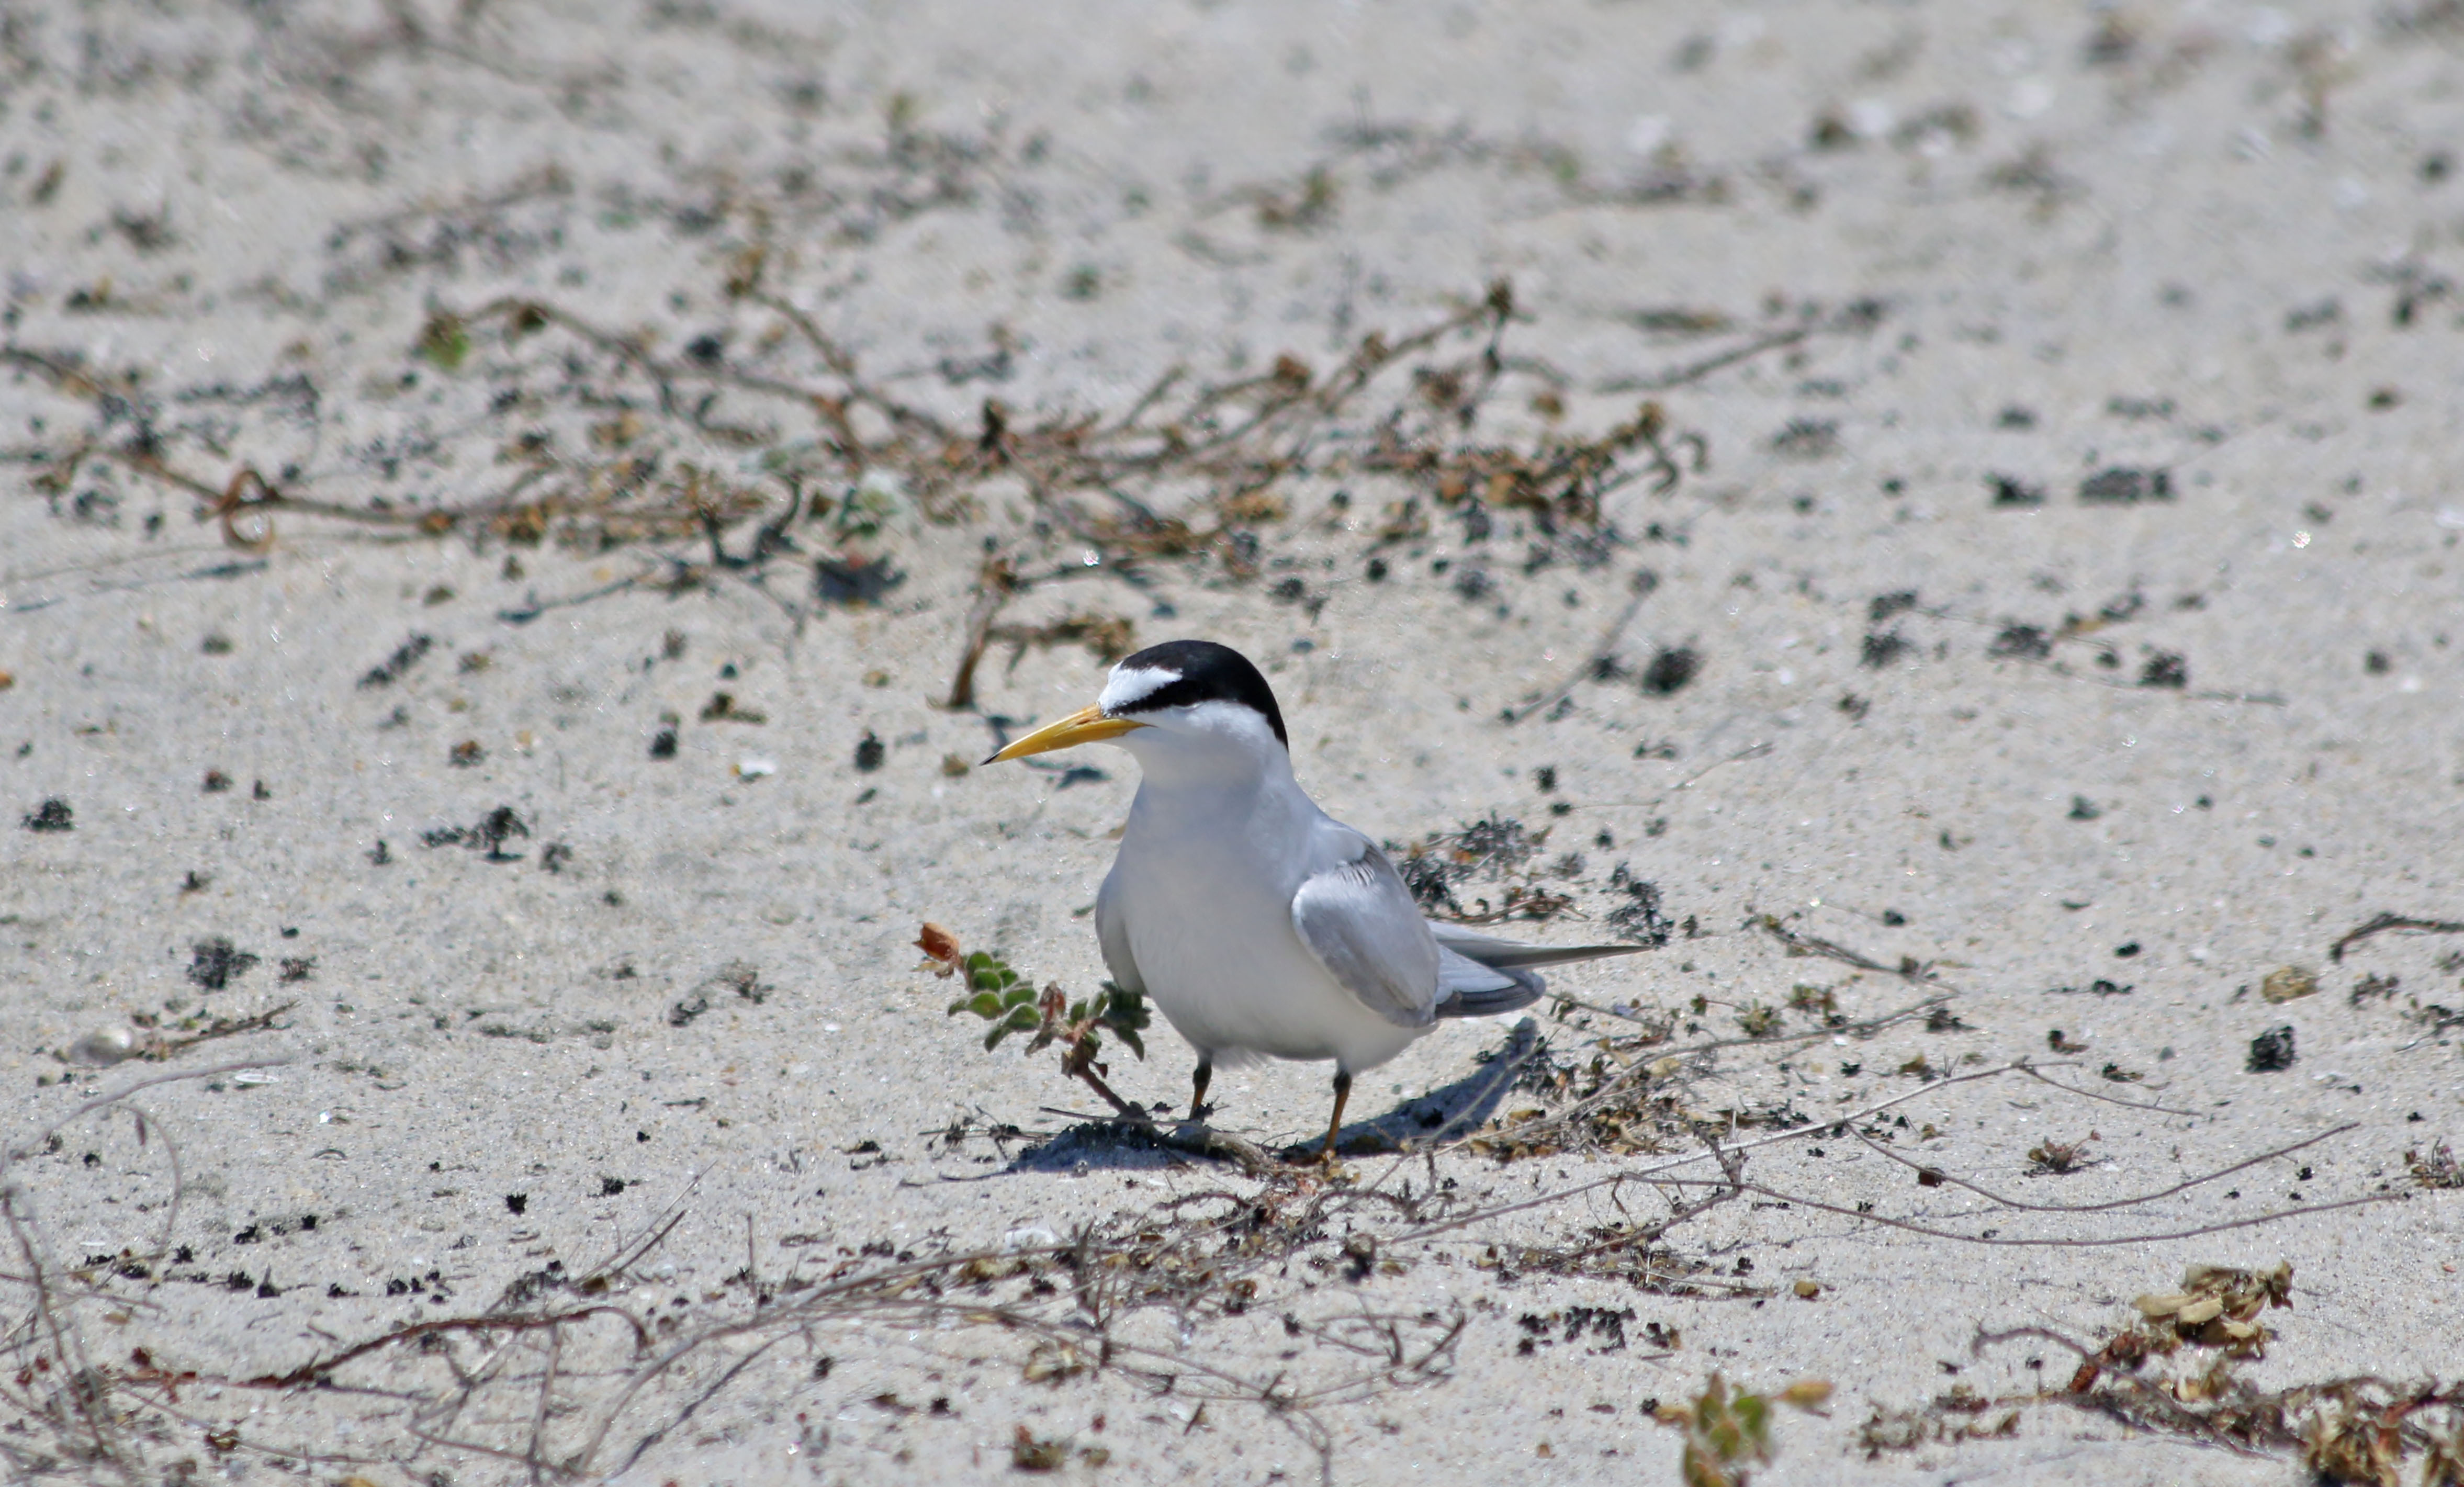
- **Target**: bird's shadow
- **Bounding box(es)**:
[1007,1018,1548,1174]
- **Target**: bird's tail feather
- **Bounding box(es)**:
[1427,921,1652,971]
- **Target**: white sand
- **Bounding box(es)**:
[4,2,2460,1481]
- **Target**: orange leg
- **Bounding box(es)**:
[1320,1070,1353,1159]
[1189,1056,1214,1123]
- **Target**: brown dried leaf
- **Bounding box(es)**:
[915,922,962,975]
[2261,965,2320,1003]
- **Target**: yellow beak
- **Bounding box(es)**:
[985,704,1147,763]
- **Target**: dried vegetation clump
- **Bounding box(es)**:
[0,1063,1483,1482]
[1389,815,1576,925]
[2408,1143,2463,1189]
[10,255,1718,669]
[0,907,2405,1480]
[1935,1262,2464,1485]
[2123,1260,2294,1358]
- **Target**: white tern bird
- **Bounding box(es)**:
[988,639,1645,1156]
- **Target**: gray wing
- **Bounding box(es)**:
[1094,865,1145,996]
[1290,841,1441,1031]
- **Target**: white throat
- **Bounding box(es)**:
[1115,700,1293,792]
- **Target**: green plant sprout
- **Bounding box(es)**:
[919,923,1150,1119]
[417,311,471,372]
[1664,1373,1831,1487]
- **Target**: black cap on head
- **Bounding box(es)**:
[1105,639,1288,746]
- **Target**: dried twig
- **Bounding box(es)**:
[1848,1123,2362,1216]
[1500,568,1661,723]
[1753,913,1940,981]
[2329,911,2464,963]
[146,1001,296,1061]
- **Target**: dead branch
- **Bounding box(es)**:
[237,1307,653,1391]
[2330,911,2464,963]
[1500,567,1660,723]
[147,1001,296,1061]
[1753,913,1941,982]
[1460,990,1950,1159]
[943,551,1019,709]
[1848,1123,2364,1216]
[1594,297,1884,394]
[1695,1179,2399,1248]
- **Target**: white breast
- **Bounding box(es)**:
[1103,793,1423,1071]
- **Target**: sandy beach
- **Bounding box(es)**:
[4,2,2461,1481]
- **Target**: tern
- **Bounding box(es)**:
[989,639,1645,1156]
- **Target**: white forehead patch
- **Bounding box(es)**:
[1099,663,1180,714]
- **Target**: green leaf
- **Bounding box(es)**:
[968,992,1006,1019]
[1097,984,1150,1059]
[983,1023,1014,1052]
[965,951,1017,993]
[1004,1006,1040,1031]
[1002,986,1037,1010]
[836,468,906,542]
[418,314,469,372]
